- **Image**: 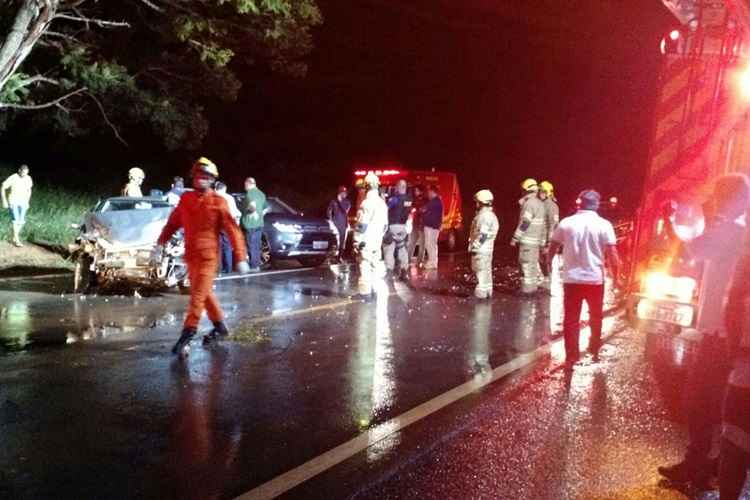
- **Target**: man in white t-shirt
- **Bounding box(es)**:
[1,165,33,247]
[548,189,620,365]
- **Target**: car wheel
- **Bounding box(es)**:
[261,234,272,267]
[299,256,326,268]
[73,255,96,294]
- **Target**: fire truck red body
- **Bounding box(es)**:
[352,167,464,249]
[629,1,750,334]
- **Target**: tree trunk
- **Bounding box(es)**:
[0,0,58,93]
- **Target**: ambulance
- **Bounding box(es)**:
[352,166,464,249]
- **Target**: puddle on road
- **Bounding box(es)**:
[0,295,181,353]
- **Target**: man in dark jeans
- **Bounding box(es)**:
[548,190,620,366]
[657,173,750,489]
[326,185,351,262]
[241,177,267,272]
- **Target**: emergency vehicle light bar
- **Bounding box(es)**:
[354,169,402,177]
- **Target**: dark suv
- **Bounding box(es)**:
[233,195,338,267]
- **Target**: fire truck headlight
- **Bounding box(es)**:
[643,271,696,303]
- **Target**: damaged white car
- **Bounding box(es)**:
[69,197,188,293]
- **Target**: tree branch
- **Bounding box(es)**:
[43,30,80,42]
[54,14,130,29]
[11,75,60,90]
[0,87,87,110]
[138,0,165,13]
[85,91,128,146]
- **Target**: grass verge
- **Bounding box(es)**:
[0,168,96,248]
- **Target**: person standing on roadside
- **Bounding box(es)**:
[327,185,351,262]
[383,179,413,281]
[720,241,750,500]
[215,181,242,274]
[468,189,499,300]
[511,178,547,295]
[657,174,750,490]
[1,165,33,247]
[422,185,444,270]
[353,172,388,300]
[165,176,186,206]
[241,176,267,272]
[122,167,145,197]
[156,158,249,359]
[538,181,560,290]
[408,184,426,264]
[548,190,620,366]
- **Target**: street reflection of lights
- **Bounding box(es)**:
[367,421,401,462]
[737,65,750,102]
[366,289,398,462]
[2,301,31,350]
[673,338,687,366]
[470,303,492,375]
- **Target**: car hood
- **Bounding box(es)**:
[84,207,173,248]
[265,213,331,227]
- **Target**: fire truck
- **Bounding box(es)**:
[352,166,464,250]
[629,0,750,336]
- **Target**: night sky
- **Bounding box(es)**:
[1,0,674,218]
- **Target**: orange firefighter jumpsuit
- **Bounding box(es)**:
[158,190,247,329]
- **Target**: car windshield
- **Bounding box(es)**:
[230,194,299,215]
[95,198,172,212]
[266,198,298,215]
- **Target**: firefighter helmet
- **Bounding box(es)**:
[474,189,494,205]
[521,178,538,192]
[364,172,380,189]
[128,167,145,181]
[539,180,554,194]
[191,157,219,178]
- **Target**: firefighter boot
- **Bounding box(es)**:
[172,327,197,358]
[203,320,229,345]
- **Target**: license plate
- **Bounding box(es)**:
[313,241,328,250]
[637,299,693,327]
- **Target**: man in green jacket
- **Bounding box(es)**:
[241,176,267,271]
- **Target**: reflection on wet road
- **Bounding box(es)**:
[0,256,624,498]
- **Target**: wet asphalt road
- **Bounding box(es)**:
[0,255,740,499]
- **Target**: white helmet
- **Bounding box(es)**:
[128,167,145,181]
[474,189,494,204]
[364,172,380,189]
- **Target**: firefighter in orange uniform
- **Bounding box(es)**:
[156,157,249,358]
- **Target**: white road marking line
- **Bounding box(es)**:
[236,312,625,500]
[215,264,354,282]
[240,292,397,325]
